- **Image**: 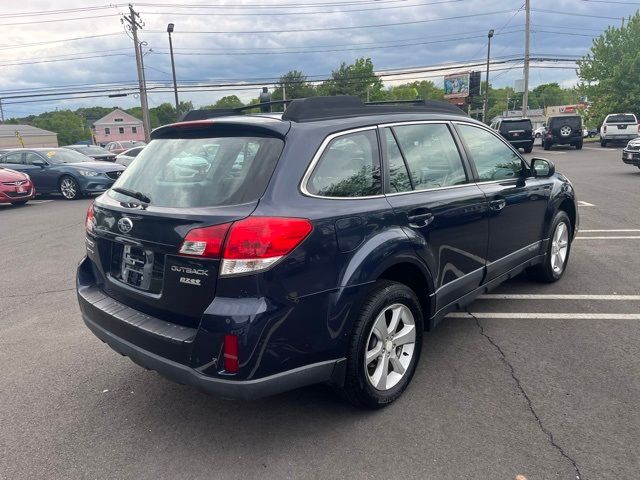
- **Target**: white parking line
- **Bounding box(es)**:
[448,312,640,320]
[29,200,53,204]
[575,236,640,240]
[577,200,595,207]
[479,294,640,300]
[580,229,640,232]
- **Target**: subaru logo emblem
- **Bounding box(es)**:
[117,217,133,234]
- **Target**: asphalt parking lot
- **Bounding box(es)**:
[1,144,638,480]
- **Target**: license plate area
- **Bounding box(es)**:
[110,242,165,293]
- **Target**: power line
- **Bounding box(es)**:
[531,8,629,20]
[0,13,120,27]
[0,32,124,50]
[144,9,517,34]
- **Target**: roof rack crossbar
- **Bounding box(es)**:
[181,100,293,121]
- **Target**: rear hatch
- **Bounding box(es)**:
[500,119,532,141]
[87,122,286,327]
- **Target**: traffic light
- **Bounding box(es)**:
[469,71,481,97]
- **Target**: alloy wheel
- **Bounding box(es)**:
[60,178,77,199]
[364,303,416,391]
[550,221,569,274]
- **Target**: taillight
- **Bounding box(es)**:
[179,223,231,258]
[85,202,95,234]
[223,334,239,373]
[221,217,313,276]
[178,217,313,276]
[603,125,607,133]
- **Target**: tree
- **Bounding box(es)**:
[527,83,575,110]
[319,57,384,101]
[213,95,244,109]
[32,110,86,145]
[411,80,445,101]
[577,13,640,126]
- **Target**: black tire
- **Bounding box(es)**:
[11,200,28,206]
[59,175,82,200]
[527,210,572,283]
[543,140,552,151]
[524,143,533,154]
[338,280,424,409]
[601,139,607,147]
[575,141,583,150]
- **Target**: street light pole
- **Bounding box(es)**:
[167,23,180,121]
[483,29,494,124]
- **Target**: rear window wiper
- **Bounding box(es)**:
[112,187,151,204]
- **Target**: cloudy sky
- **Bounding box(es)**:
[0,0,636,117]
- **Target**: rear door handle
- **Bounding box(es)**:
[407,211,434,227]
[489,198,506,212]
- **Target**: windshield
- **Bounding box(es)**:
[72,146,110,155]
[108,136,283,208]
[606,114,636,123]
[500,120,531,131]
[44,149,93,164]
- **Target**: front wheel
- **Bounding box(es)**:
[338,280,423,409]
[527,211,572,283]
[59,176,82,200]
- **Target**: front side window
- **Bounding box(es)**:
[457,124,524,181]
[392,123,467,190]
[306,129,381,197]
[25,152,45,165]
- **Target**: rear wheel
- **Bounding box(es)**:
[339,280,423,409]
[543,140,552,150]
[527,211,572,283]
[59,176,82,200]
[575,141,583,150]
[601,139,607,147]
[524,143,533,153]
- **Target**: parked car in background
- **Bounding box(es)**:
[534,125,546,138]
[0,165,35,205]
[115,146,144,167]
[78,96,578,408]
[0,148,125,200]
[600,113,639,147]
[65,145,116,162]
[543,115,583,150]
[491,118,534,153]
[622,138,640,169]
[105,140,146,155]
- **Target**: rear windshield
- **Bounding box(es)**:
[71,146,110,155]
[606,114,636,123]
[550,116,581,127]
[500,120,531,131]
[108,136,283,208]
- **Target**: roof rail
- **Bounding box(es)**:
[182,100,292,121]
[281,96,466,122]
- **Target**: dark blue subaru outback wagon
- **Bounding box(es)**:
[77,96,578,408]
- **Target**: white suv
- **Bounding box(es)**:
[600,113,639,147]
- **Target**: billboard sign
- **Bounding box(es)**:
[444,73,470,99]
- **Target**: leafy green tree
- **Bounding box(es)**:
[319,57,384,101]
[212,95,244,109]
[411,80,445,101]
[578,12,640,126]
[32,110,86,145]
[527,83,575,109]
[384,85,419,101]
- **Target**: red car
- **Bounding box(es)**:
[0,166,35,205]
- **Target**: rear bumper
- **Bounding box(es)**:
[82,311,340,400]
[603,134,639,141]
[507,139,533,148]
[546,136,581,145]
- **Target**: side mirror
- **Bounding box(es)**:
[32,159,46,167]
[531,158,555,178]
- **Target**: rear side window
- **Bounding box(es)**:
[109,136,284,208]
[392,123,467,190]
[606,114,637,123]
[1,152,23,164]
[306,129,382,197]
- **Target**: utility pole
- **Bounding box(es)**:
[0,98,4,123]
[483,29,494,124]
[167,23,180,120]
[522,0,531,118]
[123,4,151,142]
